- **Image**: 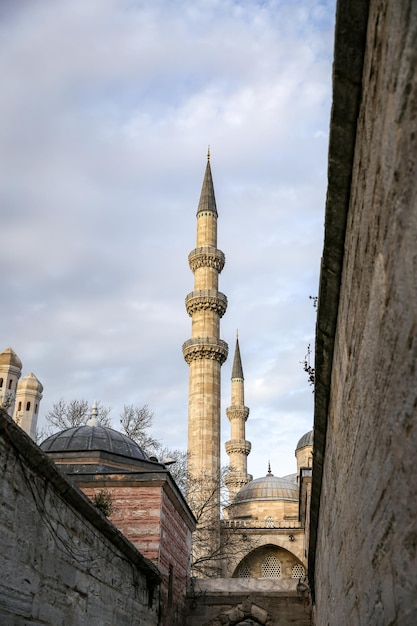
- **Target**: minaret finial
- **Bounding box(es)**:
[236,329,238,338]
[207,145,210,161]
[267,460,272,475]
[86,400,99,426]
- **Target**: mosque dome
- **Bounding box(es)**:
[0,347,22,370]
[40,425,148,460]
[18,372,43,393]
[296,429,313,451]
[233,473,299,504]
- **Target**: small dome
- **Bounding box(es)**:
[233,474,299,504]
[40,425,148,460]
[296,429,313,451]
[0,347,22,370]
[18,372,43,393]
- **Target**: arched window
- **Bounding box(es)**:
[265,516,275,528]
[18,402,22,411]
[238,564,252,578]
[35,403,38,414]
[291,563,305,578]
[26,401,31,411]
[0,378,3,388]
[8,379,13,389]
[261,555,281,578]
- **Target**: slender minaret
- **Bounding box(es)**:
[225,334,252,502]
[183,152,228,560]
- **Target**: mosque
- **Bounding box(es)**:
[2,1,415,621]
[0,156,313,625]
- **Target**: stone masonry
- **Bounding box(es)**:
[310,0,417,624]
[0,409,160,625]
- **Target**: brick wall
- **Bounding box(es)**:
[311,0,417,623]
[0,410,160,626]
[81,474,194,626]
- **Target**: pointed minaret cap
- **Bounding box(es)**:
[86,400,99,427]
[231,331,244,380]
[197,150,217,216]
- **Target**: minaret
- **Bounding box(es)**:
[225,334,252,502]
[0,347,22,416]
[183,152,228,563]
[13,372,43,439]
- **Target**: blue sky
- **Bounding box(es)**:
[1,0,336,477]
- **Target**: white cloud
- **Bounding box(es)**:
[1,0,335,479]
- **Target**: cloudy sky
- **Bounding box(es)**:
[1,0,335,478]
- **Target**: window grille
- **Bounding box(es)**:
[261,555,281,578]
[265,516,275,528]
[291,563,305,578]
[238,564,252,578]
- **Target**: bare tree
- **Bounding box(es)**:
[187,467,258,578]
[119,404,161,455]
[158,447,189,494]
[45,398,112,431]
[0,390,14,412]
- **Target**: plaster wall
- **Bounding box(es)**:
[313,1,417,624]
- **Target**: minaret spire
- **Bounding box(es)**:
[225,335,252,502]
[183,154,228,575]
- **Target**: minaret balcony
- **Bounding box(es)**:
[185,290,228,317]
[226,406,250,421]
[182,337,228,365]
[188,247,225,273]
[225,440,252,456]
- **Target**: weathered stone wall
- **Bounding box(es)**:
[0,410,160,626]
[311,0,417,624]
[186,579,311,626]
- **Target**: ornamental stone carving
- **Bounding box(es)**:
[225,440,251,456]
[226,406,250,421]
[182,338,228,365]
[188,247,225,273]
[185,290,228,317]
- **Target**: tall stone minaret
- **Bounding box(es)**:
[225,334,252,502]
[183,152,228,541]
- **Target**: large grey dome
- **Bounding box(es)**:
[233,474,299,504]
[40,425,148,460]
[296,429,313,451]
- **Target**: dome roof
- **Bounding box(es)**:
[19,372,43,393]
[296,429,313,450]
[233,474,299,504]
[40,425,148,460]
[0,347,22,370]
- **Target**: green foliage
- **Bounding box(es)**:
[92,490,114,517]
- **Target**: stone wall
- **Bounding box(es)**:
[311,0,417,624]
[0,409,160,626]
[186,579,311,626]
